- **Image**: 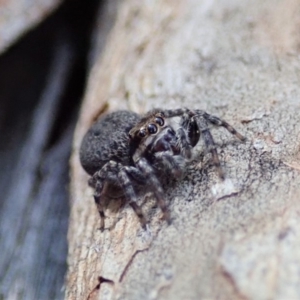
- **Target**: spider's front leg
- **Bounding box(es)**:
[196,116,226,179]
[92,161,119,231]
[136,158,171,223]
[92,161,146,231]
[196,110,246,142]
[194,112,245,179]
[160,108,245,179]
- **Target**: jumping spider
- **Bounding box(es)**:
[80,108,245,231]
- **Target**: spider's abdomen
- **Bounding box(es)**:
[80,110,140,175]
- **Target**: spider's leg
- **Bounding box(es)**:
[199,111,246,141]
[93,161,119,231]
[196,117,225,180]
[137,158,170,223]
[160,108,245,143]
[117,168,147,227]
[93,161,147,229]
[162,108,245,141]
[94,194,105,231]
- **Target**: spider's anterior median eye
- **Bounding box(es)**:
[139,129,146,138]
[147,124,157,134]
[155,117,164,126]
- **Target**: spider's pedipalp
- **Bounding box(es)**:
[123,166,147,185]
[175,127,192,159]
[153,151,185,178]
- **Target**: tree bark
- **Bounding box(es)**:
[67,0,300,299]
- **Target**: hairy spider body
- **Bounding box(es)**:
[80,111,139,176]
[80,108,245,230]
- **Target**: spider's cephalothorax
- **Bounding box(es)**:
[80,108,245,231]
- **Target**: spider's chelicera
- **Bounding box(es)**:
[80,108,245,231]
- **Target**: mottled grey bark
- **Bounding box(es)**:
[67,0,300,299]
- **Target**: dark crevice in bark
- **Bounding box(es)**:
[221,268,249,300]
[119,249,145,283]
[87,276,115,300]
[0,0,101,299]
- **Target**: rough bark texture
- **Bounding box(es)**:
[67,0,300,299]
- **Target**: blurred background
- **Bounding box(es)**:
[0,0,102,298]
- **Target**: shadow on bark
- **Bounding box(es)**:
[0,0,101,298]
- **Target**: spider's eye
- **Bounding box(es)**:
[139,129,146,138]
[155,117,164,126]
[147,124,157,134]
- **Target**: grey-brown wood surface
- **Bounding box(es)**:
[68,0,300,299]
